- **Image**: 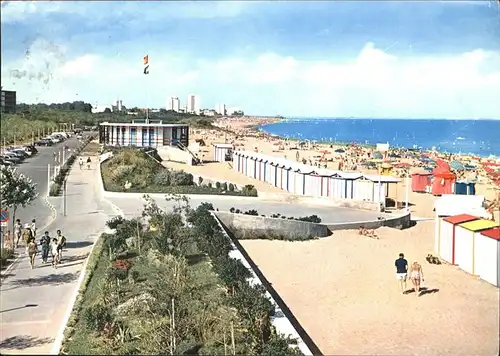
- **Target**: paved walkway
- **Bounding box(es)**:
[0,155,115,355]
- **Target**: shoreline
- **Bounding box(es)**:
[252,118,500,158]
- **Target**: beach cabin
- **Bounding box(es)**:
[454,219,498,275]
[437,214,479,264]
[275,161,288,189]
[328,175,348,199]
[280,166,293,191]
[255,157,264,181]
[412,172,432,193]
[213,143,233,163]
[431,171,456,196]
[232,152,240,172]
[454,181,476,195]
[316,170,339,197]
[475,227,500,287]
[339,172,363,200]
[266,159,279,186]
[247,154,257,179]
[294,166,315,196]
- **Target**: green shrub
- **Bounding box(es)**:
[207,182,212,188]
[169,170,194,186]
[242,184,258,197]
[215,181,221,189]
[228,183,235,192]
[0,248,15,268]
[82,302,112,332]
[198,176,203,185]
[153,170,171,186]
[106,216,125,230]
[221,182,228,191]
[49,182,61,196]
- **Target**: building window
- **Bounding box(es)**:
[149,128,155,147]
[130,128,136,146]
[142,128,148,147]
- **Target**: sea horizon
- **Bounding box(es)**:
[259,118,500,157]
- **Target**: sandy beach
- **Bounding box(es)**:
[175,116,500,354]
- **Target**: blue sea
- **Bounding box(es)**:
[260,118,500,157]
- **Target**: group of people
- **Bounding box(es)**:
[395,253,425,297]
[11,218,67,269]
[78,156,92,170]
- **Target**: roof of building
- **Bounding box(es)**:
[459,219,498,232]
[213,143,233,148]
[442,214,479,225]
[100,121,188,127]
[480,227,500,241]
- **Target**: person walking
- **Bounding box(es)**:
[410,261,424,297]
[27,237,38,269]
[40,231,51,264]
[14,219,22,248]
[86,156,91,170]
[22,223,33,255]
[30,219,37,239]
[51,238,60,268]
[79,157,84,170]
[395,253,408,295]
[56,229,67,261]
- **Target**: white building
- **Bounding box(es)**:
[187,94,199,114]
[201,109,216,116]
[92,103,113,113]
[215,103,226,115]
[167,96,180,112]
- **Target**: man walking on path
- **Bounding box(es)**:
[30,219,37,239]
[14,219,22,248]
[27,237,38,269]
[395,252,408,295]
[56,229,67,261]
[40,231,51,264]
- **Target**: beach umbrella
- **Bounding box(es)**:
[273,142,280,146]
[450,160,465,171]
[388,153,401,158]
[395,162,411,168]
[373,152,383,159]
[335,148,345,153]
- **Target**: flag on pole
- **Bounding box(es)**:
[143,55,149,75]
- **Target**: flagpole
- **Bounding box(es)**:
[144,54,150,124]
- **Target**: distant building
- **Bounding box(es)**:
[187,94,199,114]
[215,103,226,115]
[201,109,216,116]
[99,120,189,148]
[167,96,180,112]
[92,103,113,113]
[1,90,16,113]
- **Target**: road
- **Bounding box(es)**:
[6,137,81,230]
[0,155,113,355]
[108,196,384,224]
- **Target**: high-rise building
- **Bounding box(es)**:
[187,94,199,114]
[1,89,16,113]
[167,97,180,112]
[215,103,226,115]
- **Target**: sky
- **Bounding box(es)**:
[1,0,500,118]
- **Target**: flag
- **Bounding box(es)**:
[143,55,149,75]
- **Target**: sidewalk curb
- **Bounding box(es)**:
[1,196,59,278]
[50,233,101,355]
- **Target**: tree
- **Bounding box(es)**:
[104,108,112,113]
[0,166,38,230]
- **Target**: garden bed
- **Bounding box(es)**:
[0,248,16,272]
[100,148,258,197]
[61,196,301,355]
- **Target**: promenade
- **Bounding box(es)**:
[0,153,115,355]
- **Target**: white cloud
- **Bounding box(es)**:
[1,41,499,118]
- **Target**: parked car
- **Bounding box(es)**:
[11,148,31,158]
[35,139,53,146]
[0,157,14,167]
[24,145,38,155]
[6,151,26,161]
[1,154,21,164]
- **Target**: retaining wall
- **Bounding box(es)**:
[215,211,330,239]
[211,213,320,356]
[327,212,412,231]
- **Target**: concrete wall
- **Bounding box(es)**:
[157,146,192,165]
[327,212,412,231]
[215,211,330,240]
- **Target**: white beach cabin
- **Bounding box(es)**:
[454,219,498,275]
[437,214,479,265]
[475,227,500,287]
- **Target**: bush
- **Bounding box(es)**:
[49,182,61,196]
[0,248,15,268]
[207,182,213,188]
[242,184,258,197]
[221,182,228,191]
[169,170,194,186]
[82,302,113,332]
[153,171,170,186]
[106,216,126,230]
[215,181,221,189]
[228,183,235,192]
[198,176,203,185]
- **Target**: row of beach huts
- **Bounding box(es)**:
[232,151,402,204]
[435,214,499,287]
